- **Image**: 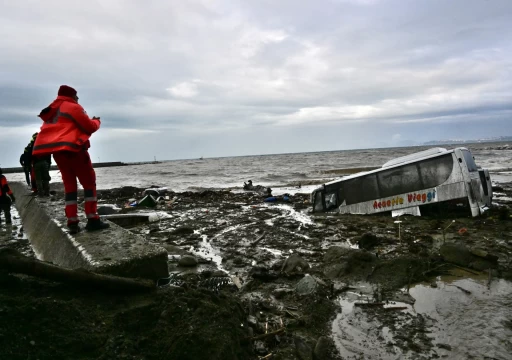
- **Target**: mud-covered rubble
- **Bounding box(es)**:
[2,183,512,359]
[94,185,512,357]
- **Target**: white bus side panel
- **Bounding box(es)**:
[338,182,468,215]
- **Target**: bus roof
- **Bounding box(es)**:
[322,147,467,186]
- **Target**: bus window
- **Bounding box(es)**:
[344,178,362,205]
[418,154,453,188]
[325,192,337,210]
[378,163,421,198]
[361,174,379,201]
[479,171,489,196]
[344,174,380,205]
[462,150,478,172]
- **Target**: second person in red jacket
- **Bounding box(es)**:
[33,85,110,234]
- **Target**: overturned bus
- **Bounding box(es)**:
[312,147,492,217]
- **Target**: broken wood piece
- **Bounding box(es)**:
[383,306,409,311]
[354,302,384,307]
[247,328,285,341]
[251,232,267,247]
[449,263,481,275]
[0,248,156,293]
[447,284,471,295]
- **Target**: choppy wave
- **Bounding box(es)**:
[320,166,380,175]
[7,141,510,193]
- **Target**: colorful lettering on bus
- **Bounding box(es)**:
[372,189,437,210]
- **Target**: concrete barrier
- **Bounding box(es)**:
[10,182,169,280]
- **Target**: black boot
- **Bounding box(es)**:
[85,219,110,232]
[68,223,81,234]
[43,183,50,197]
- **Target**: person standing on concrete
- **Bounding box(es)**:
[32,85,109,234]
[19,152,31,187]
[31,133,52,197]
[24,133,38,193]
[0,168,15,225]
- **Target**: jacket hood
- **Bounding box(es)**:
[38,96,76,122]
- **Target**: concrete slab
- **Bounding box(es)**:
[10,182,169,281]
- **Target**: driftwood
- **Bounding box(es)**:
[248,328,285,341]
[383,306,409,311]
[448,284,471,295]
[250,232,266,247]
[354,302,384,307]
[448,263,481,275]
[0,248,156,293]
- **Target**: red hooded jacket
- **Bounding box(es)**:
[33,96,101,156]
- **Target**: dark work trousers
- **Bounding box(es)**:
[34,160,51,196]
[23,166,31,186]
[0,198,12,224]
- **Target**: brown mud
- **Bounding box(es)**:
[1,182,512,359]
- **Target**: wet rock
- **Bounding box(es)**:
[247,315,258,328]
[233,257,244,266]
[272,287,294,299]
[296,274,320,296]
[437,343,452,351]
[162,244,189,255]
[469,258,497,271]
[171,226,195,235]
[294,337,313,360]
[439,243,473,267]
[357,232,381,250]
[149,224,160,233]
[178,255,198,267]
[212,270,228,277]
[254,340,268,355]
[313,336,330,360]
[324,263,349,279]
[470,248,499,262]
[281,254,310,275]
[323,246,353,263]
[250,266,278,282]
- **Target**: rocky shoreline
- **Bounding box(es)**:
[1,182,512,359]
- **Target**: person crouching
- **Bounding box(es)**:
[32,85,109,234]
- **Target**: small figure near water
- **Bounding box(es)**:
[23,133,38,192]
[19,151,31,187]
[0,167,15,224]
[243,180,254,190]
[34,85,109,234]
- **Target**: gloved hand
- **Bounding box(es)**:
[9,194,15,203]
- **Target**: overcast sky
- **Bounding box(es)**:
[1,0,511,166]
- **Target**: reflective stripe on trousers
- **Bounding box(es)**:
[54,150,99,225]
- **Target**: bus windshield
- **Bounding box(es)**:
[462,150,478,172]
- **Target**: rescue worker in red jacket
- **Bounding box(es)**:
[33,85,109,234]
[0,167,15,224]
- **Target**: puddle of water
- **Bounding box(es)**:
[0,207,33,257]
[409,276,512,360]
[189,234,224,270]
[261,247,283,257]
[332,274,512,360]
[270,204,313,226]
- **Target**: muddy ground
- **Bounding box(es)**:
[1,182,512,359]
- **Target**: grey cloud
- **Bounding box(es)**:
[0,0,511,166]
